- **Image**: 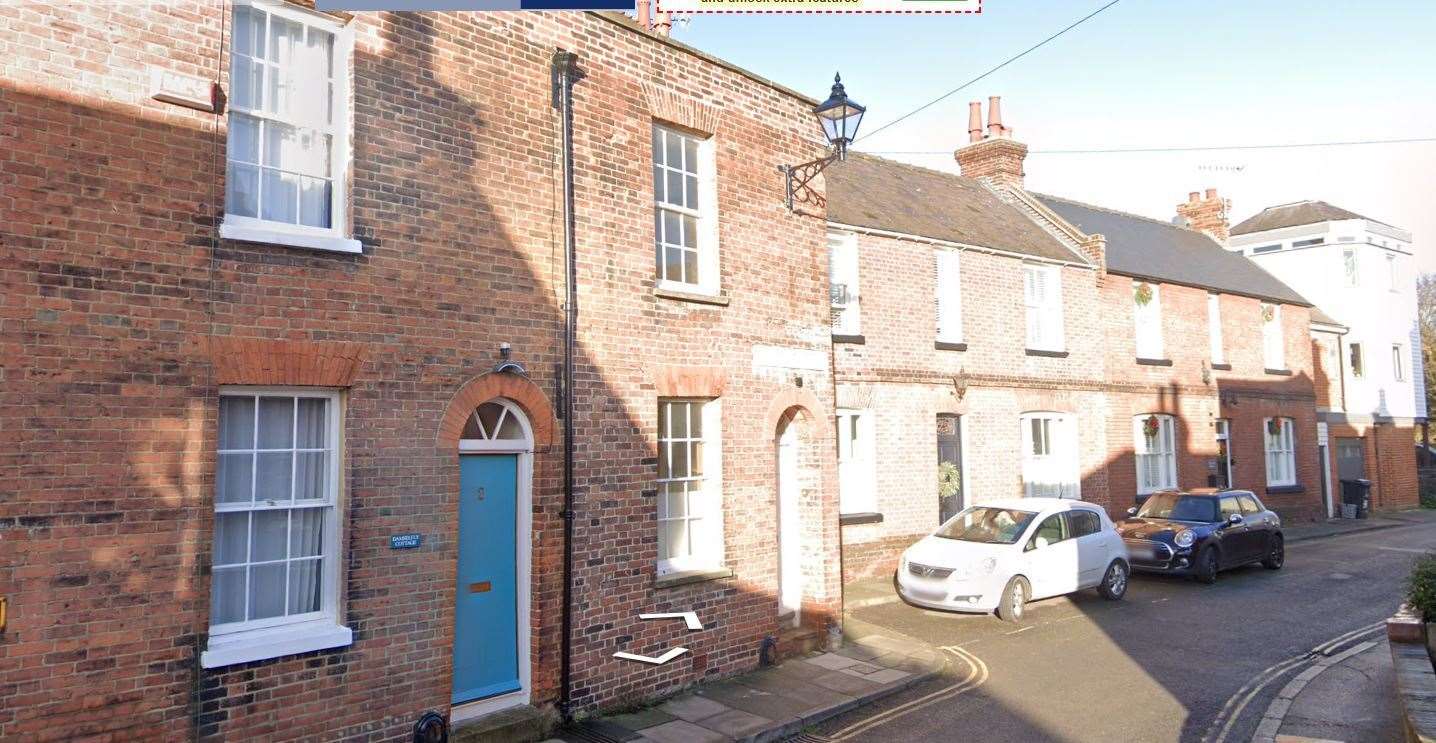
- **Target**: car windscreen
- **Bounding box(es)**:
[1136,493,1217,522]
[934,507,1039,545]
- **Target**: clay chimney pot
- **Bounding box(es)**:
[967,101,983,144]
[1188,191,1200,203]
[987,95,1003,137]
[1205,188,1218,200]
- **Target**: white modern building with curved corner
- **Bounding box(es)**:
[1227,200,1424,512]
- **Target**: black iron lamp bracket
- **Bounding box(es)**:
[780,149,842,211]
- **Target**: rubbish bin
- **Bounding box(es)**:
[1339,478,1371,519]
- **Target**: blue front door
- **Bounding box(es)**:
[453,454,520,704]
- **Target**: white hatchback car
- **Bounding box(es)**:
[896,498,1130,622]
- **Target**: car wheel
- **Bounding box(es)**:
[996,576,1029,623]
[1098,560,1129,600]
[1262,534,1285,570]
[1193,546,1219,585]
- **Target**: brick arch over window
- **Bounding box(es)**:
[764,385,827,436]
[437,372,555,451]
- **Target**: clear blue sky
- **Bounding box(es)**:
[672,0,1436,268]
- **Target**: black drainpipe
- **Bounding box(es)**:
[551,48,583,725]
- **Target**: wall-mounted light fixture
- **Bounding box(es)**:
[952,369,969,401]
[780,73,866,210]
[493,342,526,375]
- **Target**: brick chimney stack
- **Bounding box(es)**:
[1175,188,1230,243]
[955,96,1028,189]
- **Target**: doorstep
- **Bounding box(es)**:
[452,703,558,743]
[558,632,944,743]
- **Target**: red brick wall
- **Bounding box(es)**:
[2,6,837,741]
[1324,420,1420,513]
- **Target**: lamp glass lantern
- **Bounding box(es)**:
[813,73,865,158]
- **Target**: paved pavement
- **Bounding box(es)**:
[551,630,944,743]
[1252,637,1402,743]
[809,509,1436,743]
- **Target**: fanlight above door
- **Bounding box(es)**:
[461,402,526,441]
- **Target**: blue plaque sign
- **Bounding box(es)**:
[390,533,422,550]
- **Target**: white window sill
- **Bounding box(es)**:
[655,280,720,299]
[220,221,363,254]
[201,620,352,669]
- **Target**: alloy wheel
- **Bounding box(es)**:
[1107,563,1127,596]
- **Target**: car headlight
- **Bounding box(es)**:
[1174,529,1195,548]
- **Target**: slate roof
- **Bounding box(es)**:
[1034,194,1310,306]
[1309,307,1346,328]
[1230,200,1392,235]
[824,154,1085,264]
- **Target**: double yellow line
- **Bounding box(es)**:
[820,645,990,741]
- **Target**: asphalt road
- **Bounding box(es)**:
[807,519,1436,743]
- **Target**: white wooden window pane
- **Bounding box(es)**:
[665,131,682,170]
[211,567,247,625]
[248,563,287,620]
[261,169,299,223]
[231,55,262,111]
[251,509,289,562]
[288,557,323,614]
[290,508,324,557]
[294,452,327,500]
[256,452,293,501]
[666,171,684,207]
[220,397,256,448]
[227,163,260,219]
[296,398,327,447]
[217,452,254,504]
[234,5,257,57]
[215,512,249,565]
[298,178,332,228]
[228,114,260,164]
[936,251,961,340]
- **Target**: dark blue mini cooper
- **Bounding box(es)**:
[1116,489,1284,584]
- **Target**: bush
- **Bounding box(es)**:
[1409,553,1436,622]
[1421,468,1436,509]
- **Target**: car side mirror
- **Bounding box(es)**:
[1226,513,1244,526]
[1126,507,1138,517]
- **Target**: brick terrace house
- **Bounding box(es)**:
[1,4,840,740]
[829,99,1326,580]
[1228,201,1423,513]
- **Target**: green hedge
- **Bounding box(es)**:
[1410,552,1436,622]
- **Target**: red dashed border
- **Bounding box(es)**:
[655,0,980,15]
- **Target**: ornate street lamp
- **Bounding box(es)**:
[782,73,866,210]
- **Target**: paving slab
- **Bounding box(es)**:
[811,669,882,696]
[804,652,866,671]
[637,719,729,743]
[657,694,730,723]
[607,707,675,732]
[693,708,772,738]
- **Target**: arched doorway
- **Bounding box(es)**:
[451,399,533,719]
[774,406,819,629]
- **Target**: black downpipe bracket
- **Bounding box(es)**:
[551,49,583,724]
